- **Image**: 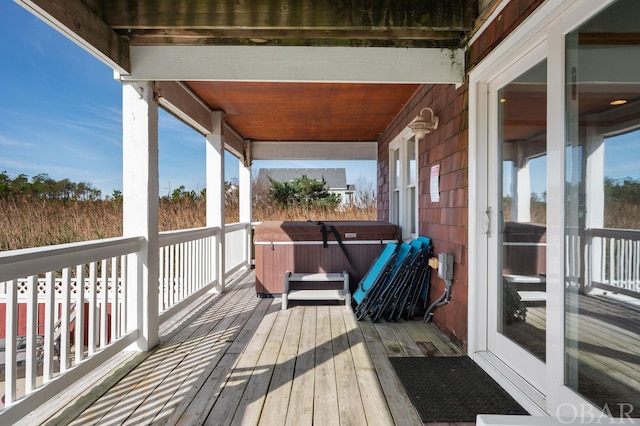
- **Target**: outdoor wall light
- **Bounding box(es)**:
[407,107,439,141]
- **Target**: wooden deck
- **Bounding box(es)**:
[505,291,640,417]
[45,269,464,425]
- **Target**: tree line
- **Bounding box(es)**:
[605,177,640,204]
[1,171,377,209]
[0,171,102,201]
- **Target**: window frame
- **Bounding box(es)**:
[389,128,419,240]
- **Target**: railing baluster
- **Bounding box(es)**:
[158,247,164,311]
[609,238,615,286]
[169,244,175,307]
[88,262,97,356]
[600,237,605,284]
[636,241,640,292]
[121,255,128,334]
[625,240,630,289]
[206,235,211,285]
[43,271,55,382]
[198,238,204,289]
[179,242,185,302]
[617,239,622,287]
[100,259,108,348]
[26,275,38,393]
[186,241,191,296]
[5,279,18,406]
[75,264,85,364]
[112,256,119,339]
[60,267,71,372]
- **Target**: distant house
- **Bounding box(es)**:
[257,168,354,207]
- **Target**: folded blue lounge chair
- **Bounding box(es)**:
[354,236,434,322]
[371,239,428,321]
[352,242,398,306]
[357,242,413,321]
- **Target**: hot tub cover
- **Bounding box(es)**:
[254,221,399,243]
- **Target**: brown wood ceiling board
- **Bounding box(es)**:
[185,81,420,142]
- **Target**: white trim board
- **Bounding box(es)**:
[251,141,377,160]
[127,45,465,84]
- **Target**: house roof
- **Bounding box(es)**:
[257,168,348,190]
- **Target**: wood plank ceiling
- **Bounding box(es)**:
[185,82,421,141]
[30,0,479,144]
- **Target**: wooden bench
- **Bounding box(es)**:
[282,271,350,310]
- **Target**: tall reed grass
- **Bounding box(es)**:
[1,197,377,251]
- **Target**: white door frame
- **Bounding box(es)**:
[468,0,618,416]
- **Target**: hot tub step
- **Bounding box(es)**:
[283,271,350,310]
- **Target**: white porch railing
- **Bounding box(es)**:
[225,222,252,276]
[158,226,219,315]
[0,222,251,422]
[587,228,640,295]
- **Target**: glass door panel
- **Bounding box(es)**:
[565,0,640,416]
[498,59,548,362]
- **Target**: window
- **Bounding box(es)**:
[389,131,418,239]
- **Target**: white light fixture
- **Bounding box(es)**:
[408,107,439,141]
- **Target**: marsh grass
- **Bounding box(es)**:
[1,197,377,251]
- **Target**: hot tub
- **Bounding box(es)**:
[254,221,398,297]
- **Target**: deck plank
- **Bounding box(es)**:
[284,306,316,426]
[203,300,281,425]
[373,321,409,357]
[70,282,254,426]
[258,307,303,426]
[342,309,395,426]
[388,321,428,357]
[154,285,261,425]
[366,340,423,426]
[313,306,340,426]
[64,270,473,426]
[230,307,291,425]
[404,320,461,356]
[176,296,274,426]
[330,307,368,426]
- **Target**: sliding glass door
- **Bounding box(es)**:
[565,0,640,416]
[486,44,548,393]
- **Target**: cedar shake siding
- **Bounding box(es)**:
[376,0,546,350]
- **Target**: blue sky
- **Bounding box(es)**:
[0,2,376,198]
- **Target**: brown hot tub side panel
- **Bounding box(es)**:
[255,221,398,296]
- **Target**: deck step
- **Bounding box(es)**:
[283,271,350,310]
[287,289,348,301]
[518,290,547,303]
[288,273,346,282]
[518,291,547,303]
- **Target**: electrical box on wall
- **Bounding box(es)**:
[438,253,453,280]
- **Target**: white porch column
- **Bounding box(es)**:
[586,130,605,284]
[585,132,605,229]
[510,158,532,223]
[122,80,159,351]
[239,151,252,267]
[207,111,225,292]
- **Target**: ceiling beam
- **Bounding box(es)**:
[126,45,464,84]
[104,0,477,31]
[123,28,466,48]
[251,141,377,161]
[153,81,247,161]
[16,0,130,74]
[155,81,213,135]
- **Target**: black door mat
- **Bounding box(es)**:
[389,356,529,423]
